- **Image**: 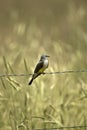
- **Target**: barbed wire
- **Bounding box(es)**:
[33,125,87,130]
[0,69,87,78]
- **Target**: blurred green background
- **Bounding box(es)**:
[0,0,87,129]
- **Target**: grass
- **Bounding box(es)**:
[0,1,87,129]
[0,44,87,130]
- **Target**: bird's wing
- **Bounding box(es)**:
[34,61,43,73]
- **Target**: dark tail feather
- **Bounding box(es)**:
[28,78,33,85]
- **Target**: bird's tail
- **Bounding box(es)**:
[28,78,33,85]
[28,73,40,85]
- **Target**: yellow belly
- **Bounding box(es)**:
[38,67,46,74]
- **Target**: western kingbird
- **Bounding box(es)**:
[28,54,49,85]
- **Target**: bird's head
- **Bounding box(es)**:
[40,54,50,59]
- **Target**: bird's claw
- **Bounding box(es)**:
[42,72,46,75]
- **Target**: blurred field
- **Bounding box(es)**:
[0,0,87,130]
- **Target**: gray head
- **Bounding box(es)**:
[40,54,50,61]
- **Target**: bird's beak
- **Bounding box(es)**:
[46,55,50,57]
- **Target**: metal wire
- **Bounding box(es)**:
[0,69,87,78]
[33,125,87,130]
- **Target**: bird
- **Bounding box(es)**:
[28,54,50,85]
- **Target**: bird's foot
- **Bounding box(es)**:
[42,72,46,75]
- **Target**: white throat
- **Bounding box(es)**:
[43,59,48,68]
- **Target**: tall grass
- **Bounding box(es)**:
[0,1,87,129]
[0,46,87,130]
